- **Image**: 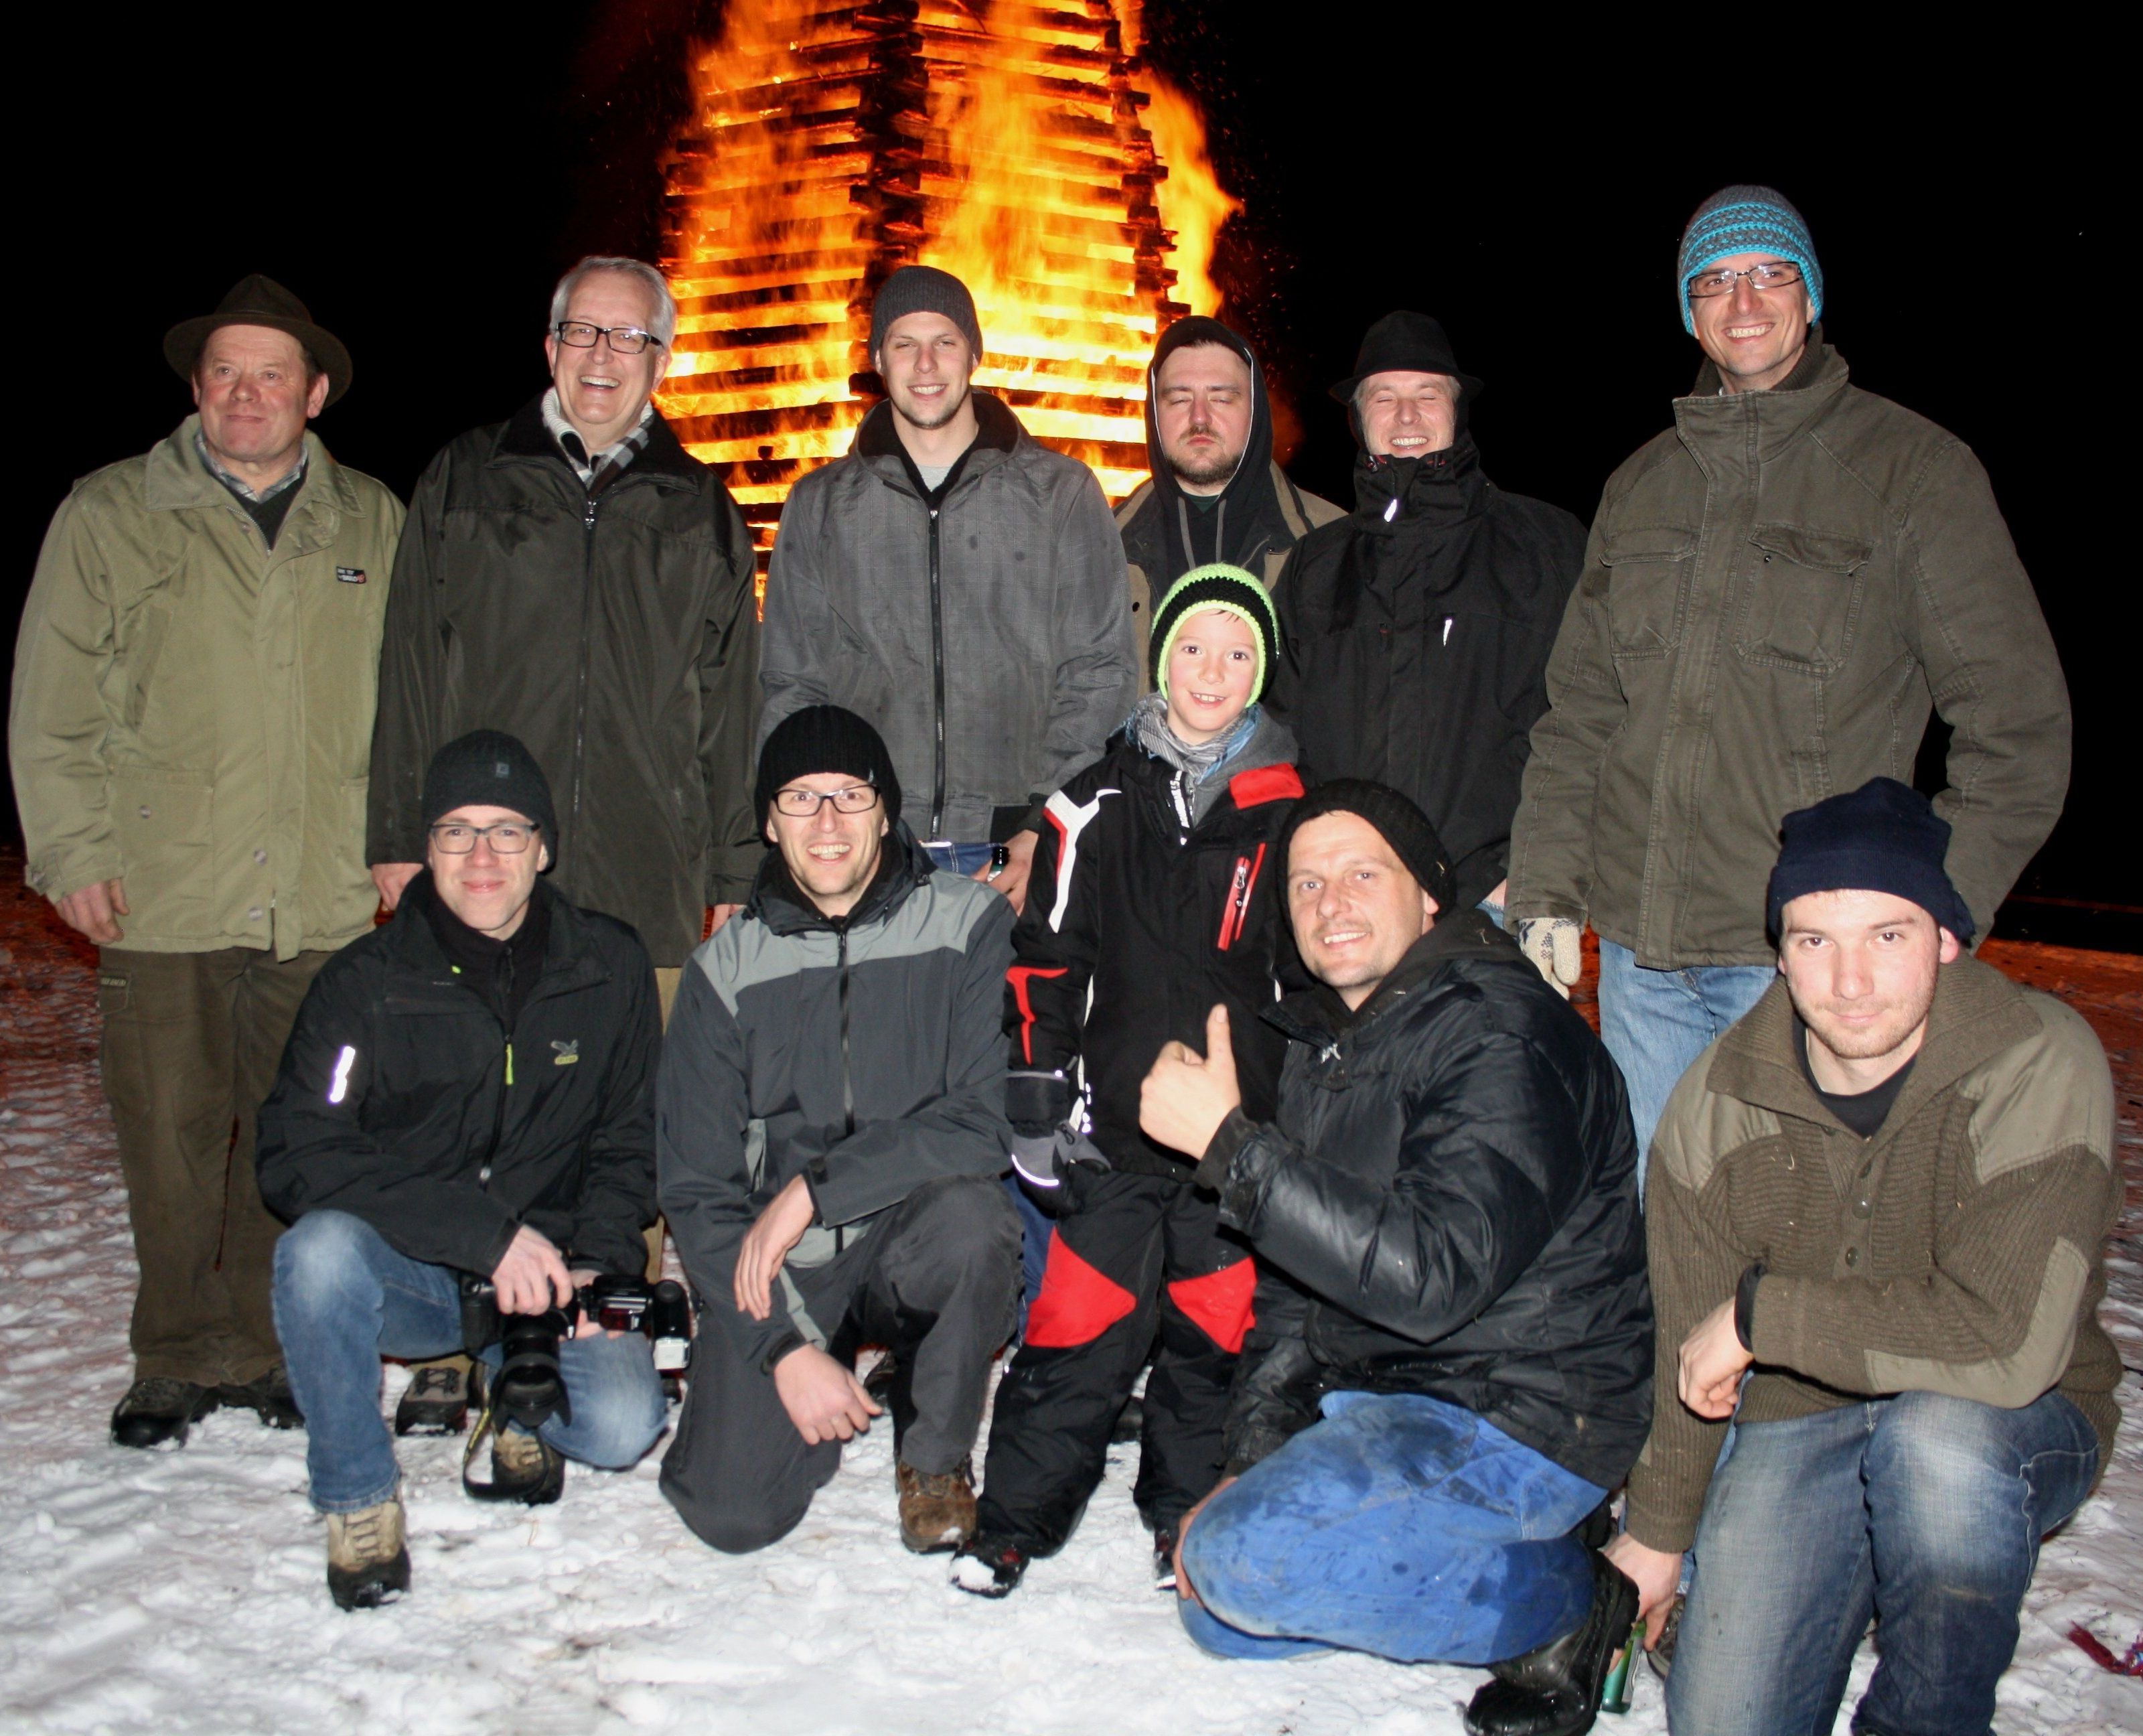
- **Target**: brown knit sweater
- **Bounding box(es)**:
[1625,956,2122,1554]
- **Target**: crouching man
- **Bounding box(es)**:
[1605,778,2122,1736]
[1141,781,1653,1736]
[658,706,1021,1555]
[256,731,667,1610]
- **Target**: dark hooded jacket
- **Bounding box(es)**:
[1011,706,1307,1180]
[1115,319,1344,675]
[1266,439,1585,909]
[255,873,660,1281]
[366,398,762,967]
[1201,909,1653,1490]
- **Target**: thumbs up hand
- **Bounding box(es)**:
[1140,1003,1243,1159]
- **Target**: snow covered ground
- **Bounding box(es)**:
[1,860,2138,1734]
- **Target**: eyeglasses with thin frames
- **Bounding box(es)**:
[429,822,540,854]
[1686,263,1804,299]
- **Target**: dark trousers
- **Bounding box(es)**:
[98,945,328,1385]
[661,1174,1020,1554]
[976,1169,1254,1550]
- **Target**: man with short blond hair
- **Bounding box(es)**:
[1606,777,2119,1736]
[10,275,402,1450]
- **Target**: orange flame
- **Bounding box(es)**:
[656,0,1236,561]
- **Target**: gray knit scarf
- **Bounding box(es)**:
[1130,692,1259,830]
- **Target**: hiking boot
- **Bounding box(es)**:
[1463,1548,1641,1736]
[896,1457,976,1553]
[950,1532,1031,1597]
[110,1378,218,1449]
[1152,1522,1181,1593]
[490,1426,565,1506]
[327,1497,411,1611]
[394,1360,470,1436]
[217,1366,303,1430]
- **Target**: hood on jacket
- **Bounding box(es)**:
[1122,317,1305,585]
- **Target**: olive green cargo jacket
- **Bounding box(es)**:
[9,417,403,958]
[1508,346,2069,966]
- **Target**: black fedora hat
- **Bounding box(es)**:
[163,275,354,405]
[1329,310,1483,406]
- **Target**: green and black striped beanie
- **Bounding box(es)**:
[1149,564,1280,703]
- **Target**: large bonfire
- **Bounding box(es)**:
[655,0,1236,565]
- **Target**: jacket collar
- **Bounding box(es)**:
[141,413,360,534]
[1671,338,1851,476]
[851,390,1023,490]
[745,822,935,938]
[382,875,606,1000]
[1348,433,1489,536]
[1267,905,1515,1046]
[493,393,704,486]
[1705,954,2041,1139]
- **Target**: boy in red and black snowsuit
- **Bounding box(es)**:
[953,564,1305,1598]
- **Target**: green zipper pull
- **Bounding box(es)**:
[505,1040,515,1088]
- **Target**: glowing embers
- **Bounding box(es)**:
[656,0,1234,561]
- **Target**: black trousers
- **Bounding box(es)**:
[975,1168,1254,1550]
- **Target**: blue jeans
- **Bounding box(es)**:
[1595,938,1773,1195]
[1672,1388,2099,1736]
[273,1210,667,1512]
[1178,1392,1606,1665]
[919,841,999,877]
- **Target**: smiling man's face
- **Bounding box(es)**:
[765,772,889,918]
[1779,888,1960,1082]
[544,269,669,449]
[1688,251,1815,393]
[1285,810,1439,1009]
[1355,370,1459,461]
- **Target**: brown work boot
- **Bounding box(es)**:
[896,1457,976,1553]
[326,1497,411,1611]
[490,1427,565,1506]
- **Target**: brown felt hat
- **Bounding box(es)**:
[163,275,353,405]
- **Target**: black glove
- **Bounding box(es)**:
[1006,1069,1111,1194]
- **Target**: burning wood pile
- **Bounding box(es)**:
[656,0,1235,563]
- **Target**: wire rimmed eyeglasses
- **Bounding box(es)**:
[1687,263,1804,299]
[429,822,540,854]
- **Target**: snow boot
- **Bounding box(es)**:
[896,1457,976,1553]
[488,1426,565,1505]
[394,1360,470,1435]
[1463,1548,1641,1736]
[218,1366,303,1430]
[950,1533,1032,1598]
[327,1497,411,1611]
[1151,1522,1181,1593]
[110,1377,218,1449]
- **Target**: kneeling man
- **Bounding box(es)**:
[659,706,1021,1555]
[1607,778,2121,1736]
[1142,780,1652,1736]
[257,732,668,1609]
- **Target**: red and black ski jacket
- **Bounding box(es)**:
[1008,711,1307,1181]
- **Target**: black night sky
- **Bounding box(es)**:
[11,9,2118,931]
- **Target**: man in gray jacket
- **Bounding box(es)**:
[1507,186,2069,1171]
[758,266,1136,915]
[658,706,1020,1557]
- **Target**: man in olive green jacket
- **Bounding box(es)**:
[9,277,402,1449]
[1507,187,2069,1171]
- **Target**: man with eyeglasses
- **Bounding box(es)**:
[10,276,402,1451]
[1508,185,2069,1181]
[256,731,666,1609]
[658,705,1021,1558]
[367,253,761,1007]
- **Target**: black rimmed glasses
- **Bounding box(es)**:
[553,321,662,354]
[1686,263,1804,299]
[772,784,881,818]
[429,822,540,854]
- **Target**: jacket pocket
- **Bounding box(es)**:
[1598,525,1696,660]
[1732,523,1872,675]
[107,770,214,922]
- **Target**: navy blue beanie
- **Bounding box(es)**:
[1678,185,1824,334]
[1765,778,1974,942]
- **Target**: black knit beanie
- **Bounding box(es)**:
[1765,776,1974,942]
[422,731,559,861]
[755,705,902,826]
[1278,778,1455,914]
[870,265,984,366]
[1149,563,1280,701]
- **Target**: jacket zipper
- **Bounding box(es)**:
[835,922,853,1252]
[927,500,948,838]
[1217,842,1266,951]
[568,490,601,853]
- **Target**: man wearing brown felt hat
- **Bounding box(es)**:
[9,274,402,1450]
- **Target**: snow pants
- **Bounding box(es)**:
[661,1174,1020,1554]
[974,1169,1254,1550]
[99,944,328,1386]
